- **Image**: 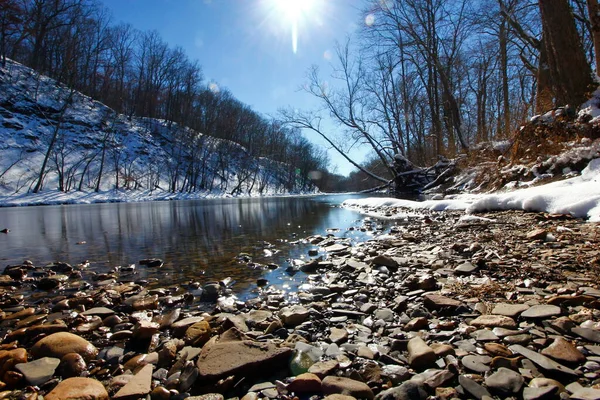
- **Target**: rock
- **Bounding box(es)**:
[528,377,566,393]
[59,353,87,378]
[471,329,499,341]
[454,261,478,275]
[15,357,60,386]
[492,303,530,318]
[172,316,205,336]
[470,315,517,329]
[279,305,310,326]
[321,376,374,399]
[520,305,562,319]
[374,381,427,400]
[523,386,559,400]
[485,367,524,394]
[133,320,160,339]
[81,307,115,317]
[418,369,455,388]
[436,387,459,400]
[407,336,436,370]
[196,328,293,380]
[287,372,322,393]
[308,360,339,378]
[491,356,521,370]
[150,386,171,400]
[509,344,578,376]
[430,343,454,357]
[113,364,153,399]
[458,375,491,400]
[405,317,428,331]
[0,348,27,377]
[179,361,199,392]
[461,355,491,373]
[571,388,600,400]
[329,327,348,344]
[374,308,394,321]
[423,294,462,311]
[31,332,98,361]
[371,255,399,269]
[244,309,272,326]
[547,294,595,307]
[527,228,548,240]
[154,308,181,329]
[323,395,356,400]
[572,327,600,343]
[483,343,512,357]
[184,320,212,346]
[541,337,585,364]
[45,377,109,400]
[139,258,163,268]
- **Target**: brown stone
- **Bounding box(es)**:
[430,343,455,357]
[405,317,428,331]
[321,376,374,399]
[45,377,109,400]
[527,228,547,240]
[0,348,27,377]
[541,337,586,364]
[184,321,212,346]
[133,320,160,339]
[196,328,292,380]
[59,353,87,378]
[470,315,517,329]
[407,336,436,370]
[329,327,348,344]
[484,343,513,357]
[31,332,98,361]
[287,372,322,393]
[113,364,153,400]
[308,360,339,378]
[423,294,462,311]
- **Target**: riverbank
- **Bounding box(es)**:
[0,188,321,208]
[1,205,600,399]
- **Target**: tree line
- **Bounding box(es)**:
[283,0,600,192]
[0,0,328,194]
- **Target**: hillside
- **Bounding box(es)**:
[0,59,317,206]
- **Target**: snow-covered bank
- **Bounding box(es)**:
[344,158,600,222]
[0,188,318,207]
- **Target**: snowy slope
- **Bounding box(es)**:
[0,59,314,205]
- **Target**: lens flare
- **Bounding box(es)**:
[268,0,318,54]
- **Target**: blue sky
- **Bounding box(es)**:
[100,0,368,176]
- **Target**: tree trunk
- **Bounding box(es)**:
[535,33,555,113]
[539,0,594,108]
[587,0,600,76]
[499,17,511,136]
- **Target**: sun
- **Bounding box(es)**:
[267,0,318,54]
[272,0,315,22]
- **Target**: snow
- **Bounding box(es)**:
[0,188,315,207]
[579,88,600,123]
[343,158,600,222]
[0,58,317,202]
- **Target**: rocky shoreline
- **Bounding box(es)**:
[1,208,600,400]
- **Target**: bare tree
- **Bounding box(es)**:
[539,0,594,108]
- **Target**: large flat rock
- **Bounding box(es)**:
[196,328,292,381]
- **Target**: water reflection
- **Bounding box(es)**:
[0,195,382,298]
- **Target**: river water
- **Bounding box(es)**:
[0,194,391,299]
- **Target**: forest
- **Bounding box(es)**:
[0,0,327,195]
[0,0,599,194]
[288,0,600,192]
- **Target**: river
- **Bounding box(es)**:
[0,194,391,300]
